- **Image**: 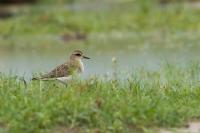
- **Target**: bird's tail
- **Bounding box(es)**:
[32,76,49,81]
[32,77,40,80]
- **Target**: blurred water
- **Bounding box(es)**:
[0,34,199,80]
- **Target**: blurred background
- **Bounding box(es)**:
[0,0,199,79]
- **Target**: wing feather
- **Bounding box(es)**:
[41,63,70,79]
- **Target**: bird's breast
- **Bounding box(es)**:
[79,60,84,73]
[70,59,84,74]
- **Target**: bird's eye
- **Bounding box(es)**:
[75,53,81,56]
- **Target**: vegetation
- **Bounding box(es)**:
[0,0,199,50]
[0,63,200,132]
[0,1,199,36]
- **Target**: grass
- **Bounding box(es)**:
[0,1,199,50]
[0,63,200,132]
[0,1,199,36]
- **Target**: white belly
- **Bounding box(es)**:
[56,76,72,84]
[40,76,72,85]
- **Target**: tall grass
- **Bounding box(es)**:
[0,63,200,132]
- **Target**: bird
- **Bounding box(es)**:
[32,50,90,84]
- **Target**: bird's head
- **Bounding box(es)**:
[70,50,90,60]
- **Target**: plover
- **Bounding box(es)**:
[33,50,90,84]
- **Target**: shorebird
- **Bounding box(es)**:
[33,50,90,84]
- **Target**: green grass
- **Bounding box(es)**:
[0,63,200,132]
[0,1,199,36]
[0,1,199,50]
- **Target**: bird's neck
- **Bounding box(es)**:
[70,58,84,73]
[79,60,84,73]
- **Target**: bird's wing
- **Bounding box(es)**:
[41,63,71,79]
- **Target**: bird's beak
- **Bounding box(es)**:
[83,55,90,59]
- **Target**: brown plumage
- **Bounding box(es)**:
[41,60,81,79]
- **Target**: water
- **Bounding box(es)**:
[0,32,199,80]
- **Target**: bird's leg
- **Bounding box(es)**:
[56,79,68,88]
